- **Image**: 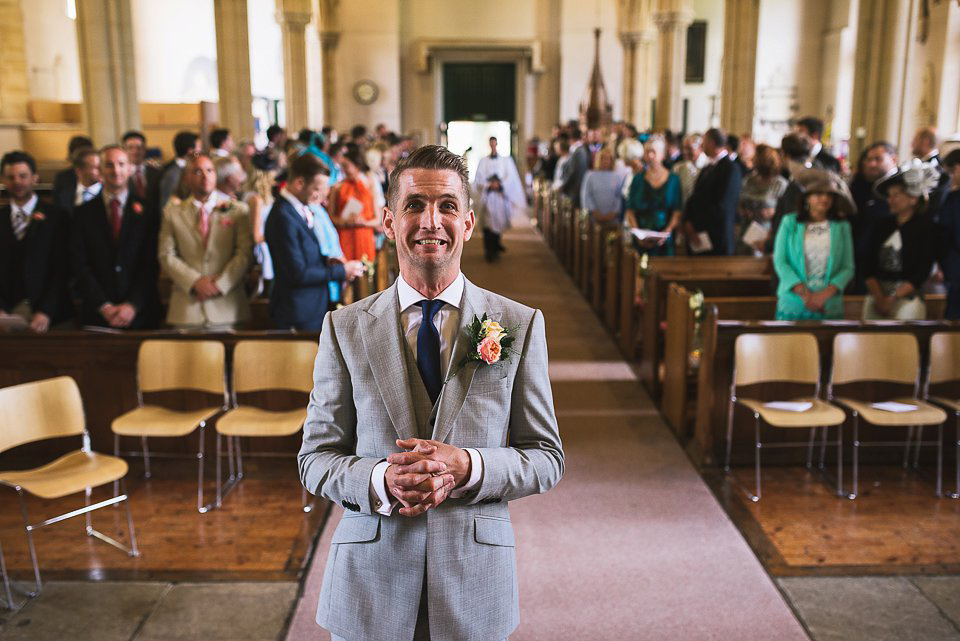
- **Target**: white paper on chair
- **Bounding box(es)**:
[741,221,769,246]
[688,232,713,254]
[763,401,813,412]
[340,196,365,224]
[630,228,671,242]
[870,401,918,412]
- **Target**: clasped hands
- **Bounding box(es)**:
[192,275,223,301]
[384,438,471,517]
[794,284,836,313]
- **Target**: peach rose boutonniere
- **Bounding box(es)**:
[132,202,144,215]
[31,211,46,222]
[215,201,233,213]
[450,314,517,378]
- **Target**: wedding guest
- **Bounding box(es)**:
[123,130,161,208]
[329,144,378,262]
[52,135,94,212]
[73,145,160,329]
[0,151,72,331]
[772,171,854,320]
[551,137,571,191]
[70,148,103,209]
[911,127,950,214]
[581,146,625,224]
[863,164,941,320]
[796,116,840,174]
[626,136,682,256]
[209,128,234,158]
[559,127,590,207]
[158,154,253,329]
[848,141,897,293]
[159,131,202,208]
[683,128,742,255]
[737,144,788,255]
[304,163,346,305]
[265,153,364,330]
[937,149,960,319]
[674,133,707,206]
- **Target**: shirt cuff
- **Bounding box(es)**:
[450,448,483,498]
[369,460,396,516]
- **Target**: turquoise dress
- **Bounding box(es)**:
[773,213,854,320]
[627,170,682,256]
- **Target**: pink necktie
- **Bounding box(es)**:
[197,205,210,247]
[110,198,122,242]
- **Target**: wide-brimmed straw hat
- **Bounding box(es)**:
[795,168,856,217]
[874,160,941,199]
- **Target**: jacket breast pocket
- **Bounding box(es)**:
[468,368,512,396]
[332,514,380,544]
[474,516,515,547]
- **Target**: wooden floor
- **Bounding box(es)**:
[707,464,960,577]
[0,457,328,581]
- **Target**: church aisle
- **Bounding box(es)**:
[286,218,808,640]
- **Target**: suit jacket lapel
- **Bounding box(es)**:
[360,283,419,442]
[432,278,483,444]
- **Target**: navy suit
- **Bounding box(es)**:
[265,198,346,331]
[71,193,161,328]
[684,155,742,255]
[0,200,73,323]
[52,168,77,212]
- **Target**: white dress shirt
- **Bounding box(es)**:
[9,193,38,241]
[75,181,102,206]
[369,272,484,515]
[102,187,130,220]
[280,188,313,227]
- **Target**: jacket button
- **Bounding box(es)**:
[115,265,122,272]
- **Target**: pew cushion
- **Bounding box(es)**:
[737,397,846,428]
[216,407,307,437]
[0,450,128,500]
[832,397,947,426]
[112,406,221,437]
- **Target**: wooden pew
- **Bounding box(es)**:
[589,220,620,314]
[617,252,773,362]
[686,310,960,470]
[662,286,949,443]
[603,228,625,331]
[572,209,586,284]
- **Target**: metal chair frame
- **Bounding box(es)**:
[113,342,229,514]
[2,433,139,600]
[923,333,960,499]
[1,541,13,610]
[828,335,943,499]
[725,378,844,502]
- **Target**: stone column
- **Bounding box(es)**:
[318,0,340,129]
[0,0,29,123]
[720,0,760,136]
[619,31,640,126]
[276,0,313,133]
[653,0,693,131]
[634,28,657,130]
[75,0,140,145]
[214,0,254,141]
[848,0,908,162]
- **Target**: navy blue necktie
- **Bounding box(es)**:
[417,299,445,404]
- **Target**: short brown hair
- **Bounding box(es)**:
[72,147,99,169]
[753,144,781,179]
[288,152,330,182]
[386,145,469,211]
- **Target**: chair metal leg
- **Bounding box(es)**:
[216,432,223,508]
[936,423,943,498]
[113,433,121,498]
[227,435,236,480]
[235,437,244,480]
[751,414,762,502]
[16,489,42,597]
[0,541,14,610]
[84,486,93,534]
[121,479,140,557]
[903,425,916,468]
[723,399,735,472]
[818,424,829,470]
[141,436,152,479]
[849,414,860,499]
[197,423,209,513]
[805,427,817,469]
[836,423,844,498]
[954,413,960,499]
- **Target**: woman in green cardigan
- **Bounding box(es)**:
[773,172,855,320]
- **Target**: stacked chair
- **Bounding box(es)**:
[0,377,138,601]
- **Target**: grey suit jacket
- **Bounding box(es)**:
[299,277,564,641]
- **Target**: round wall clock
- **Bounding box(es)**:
[353,80,379,105]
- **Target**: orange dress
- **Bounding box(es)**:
[332,179,376,262]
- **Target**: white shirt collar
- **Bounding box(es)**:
[12,193,38,215]
[281,187,312,220]
[810,141,823,158]
[175,157,187,168]
[708,149,729,165]
[76,181,102,198]
[397,272,465,313]
[192,191,219,211]
[102,187,129,210]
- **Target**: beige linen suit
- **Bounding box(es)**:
[158,195,253,327]
[299,277,564,641]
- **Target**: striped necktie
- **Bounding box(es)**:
[11,206,29,241]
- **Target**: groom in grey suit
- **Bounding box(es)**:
[299,145,564,641]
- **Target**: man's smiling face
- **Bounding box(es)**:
[383,168,475,282]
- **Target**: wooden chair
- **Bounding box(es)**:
[214,340,316,511]
[725,333,846,501]
[0,377,138,599]
[828,333,948,498]
[111,340,227,513]
[924,332,960,499]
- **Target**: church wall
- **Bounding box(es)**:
[682,0,724,135]
[332,0,402,133]
[816,0,857,147]
[21,0,82,103]
[558,0,623,125]
[248,0,285,103]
